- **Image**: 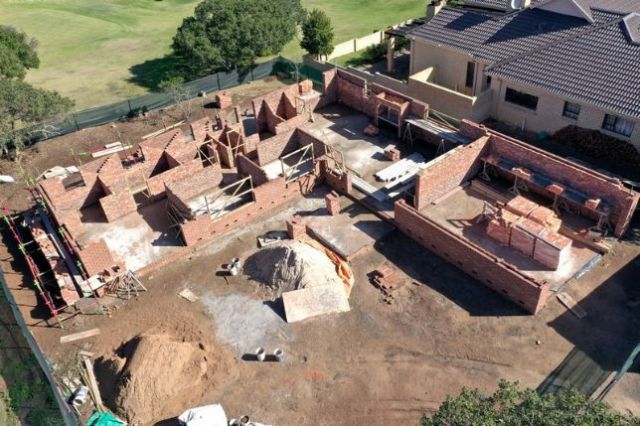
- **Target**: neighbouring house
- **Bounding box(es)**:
[407,0,640,149]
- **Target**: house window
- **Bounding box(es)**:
[562,101,581,120]
[465,61,475,88]
[505,87,538,110]
[602,114,635,137]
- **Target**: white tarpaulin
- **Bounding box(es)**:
[178,404,227,426]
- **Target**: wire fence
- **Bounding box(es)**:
[27,57,326,146]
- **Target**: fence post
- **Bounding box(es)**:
[72,114,80,131]
[127,99,133,115]
[250,66,255,81]
[216,73,221,90]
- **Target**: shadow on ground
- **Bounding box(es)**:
[541,253,640,396]
[129,54,185,91]
[373,230,524,317]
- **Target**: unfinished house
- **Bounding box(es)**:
[32,80,325,310]
[24,64,639,320]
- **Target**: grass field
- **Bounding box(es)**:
[0,0,425,110]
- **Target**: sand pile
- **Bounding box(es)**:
[96,326,232,425]
[244,240,343,294]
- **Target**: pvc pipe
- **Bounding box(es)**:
[274,348,284,362]
[256,347,266,362]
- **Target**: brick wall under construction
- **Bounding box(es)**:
[394,200,549,314]
[414,136,489,210]
[179,174,318,246]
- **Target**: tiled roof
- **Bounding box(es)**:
[487,17,640,118]
[463,0,509,11]
[411,2,640,118]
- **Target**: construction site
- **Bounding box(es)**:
[1,67,640,425]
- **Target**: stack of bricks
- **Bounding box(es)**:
[287,215,307,240]
[486,209,519,245]
[534,231,572,269]
[325,191,341,216]
[510,218,545,257]
[370,265,403,304]
[384,145,401,161]
[486,198,572,270]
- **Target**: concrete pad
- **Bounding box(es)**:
[306,203,394,259]
[77,202,181,271]
[283,284,350,323]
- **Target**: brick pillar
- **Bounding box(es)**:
[326,191,341,216]
[287,215,306,240]
[343,172,352,194]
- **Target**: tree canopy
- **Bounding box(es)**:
[300,9,335,59]
[172,0,304,75]
[0,26,39,80]
[421,380,640,426]
[0,27,73,161]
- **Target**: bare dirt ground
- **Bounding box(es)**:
[1,188,639,425]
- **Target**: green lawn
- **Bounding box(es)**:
[0,0,425,110]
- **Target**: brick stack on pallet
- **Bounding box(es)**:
[370,265,403,304]
[486,196,571,270]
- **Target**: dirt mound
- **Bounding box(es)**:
[244,240,343,294]
[96,325,233,425]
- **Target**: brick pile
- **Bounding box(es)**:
[486,201,572,270]
[370,265,403,305]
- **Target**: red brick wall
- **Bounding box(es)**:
[77,239,121,277]
[394,200,548,314]
[236,154,268,186]
[336,70,376,116]
[99,191,137,222]
[414,136,489,209]
[488,134,639,237]
[320,68,338,107]
[256,128,298,165]
[214,139,235,168]
[146,159,203,199]
[459,119,489,140]
[296,128,327,160]
[180,174,318,246]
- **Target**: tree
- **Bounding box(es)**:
[158,76,195,122]
[421,380,640,426]
[0,26,39,80]
[172,0,304,76]
[0,79,73,162]
[0,27,73,163]
[300,9,335,60]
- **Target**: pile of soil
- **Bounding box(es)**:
[244,240,343,294]
[96,325,233,425]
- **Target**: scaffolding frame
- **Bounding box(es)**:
[280,144,315,184]
[1,205,66,328]
[323,143,346,175]
[204,175,254,220]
